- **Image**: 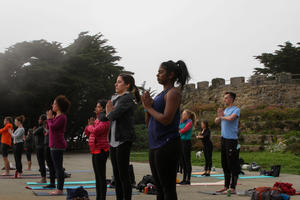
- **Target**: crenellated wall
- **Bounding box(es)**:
[182,72,300,109]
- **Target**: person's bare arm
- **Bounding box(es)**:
[145,88,181,126]
[220,114,238,121]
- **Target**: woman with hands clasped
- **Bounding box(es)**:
[105,74,140,200]
[142,60,190,200]
[46,95,70,195]
[196,120,213,176]
[9,115,26,178]
[84,100,110,200]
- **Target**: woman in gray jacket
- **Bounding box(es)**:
[10,115,25,178]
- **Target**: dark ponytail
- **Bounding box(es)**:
[119,73,141,103]
[161,60,190,89]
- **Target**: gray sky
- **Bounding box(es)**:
[0,0,299,93]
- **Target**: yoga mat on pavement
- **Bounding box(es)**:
[27,180,96,185]
[177,181,241,186]
[0,175,41,179]
[215,175,274,180]
[191,174,224,178]
[191,171,218,175]
[26,185,96,190]
[33,191,140,196]
[198,190,244,195]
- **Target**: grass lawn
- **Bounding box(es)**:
[130,151,300,175]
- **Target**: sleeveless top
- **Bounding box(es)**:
[148,88,180,150]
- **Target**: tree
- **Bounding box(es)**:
[0,32,124,147]
[254,42,300,76]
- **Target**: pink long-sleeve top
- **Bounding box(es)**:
[47,114,67,149]
[84,117,110,154]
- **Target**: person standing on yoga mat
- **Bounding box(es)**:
[10,115,25,177]
[179,109,196,185]
[47,95,70,195]
[24,128,34,170]
[85,100,110,200]
[0,117,13,175]
[34,114,47,183]
[215,92,240,194]
[196,120,213,176]
[106,74,140,200]
[43,117,56,189]
[142,60,190,200]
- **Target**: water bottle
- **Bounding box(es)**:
[227,189,231,197]
[212,166,216,172]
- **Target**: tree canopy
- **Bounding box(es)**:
[254,41,300,76]
[0,32,124,144]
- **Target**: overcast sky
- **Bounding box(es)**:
[0,0,299,93]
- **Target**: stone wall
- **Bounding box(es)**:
[182,72,300,109]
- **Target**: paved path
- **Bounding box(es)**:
[0,153,300,200]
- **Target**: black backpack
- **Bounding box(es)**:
[136,175,156,192]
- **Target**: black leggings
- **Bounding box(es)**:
[36,147,46,177]
[110,142,132,200]
[25,147,32,161]
[92,150,109,200]
[45,146,56,185]
[149,137,181,200]
[181,140,192,181]
[13,142,23,173]
[203,141,213,171]
[221,138,239,189]
[51,149,64,190]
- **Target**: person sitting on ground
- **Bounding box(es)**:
[196,120,213,176]
[0,117,13,175]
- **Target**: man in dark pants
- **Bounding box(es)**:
[215,92,240,194]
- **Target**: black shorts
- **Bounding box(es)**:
[1,143,10,157]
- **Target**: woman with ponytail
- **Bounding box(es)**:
[106,73,140,200]
[10,115,26,177]
[142,60,190,200]
[179,109,196,185]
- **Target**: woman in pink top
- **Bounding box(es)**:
[85,100,110,200]
[46,95,71,195]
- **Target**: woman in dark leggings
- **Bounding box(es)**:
[24,129,33,170]
[142,60,190,200]
[106,74,140,200]
[34,115,47,183]
[197,120,213,176]
[179,109,196,185]
[10,115,26,177]
[46,95,70,195]
[85,100,110,200]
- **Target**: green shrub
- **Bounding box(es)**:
[132,124,148,151]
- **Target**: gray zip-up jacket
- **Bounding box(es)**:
[12,127,25,144]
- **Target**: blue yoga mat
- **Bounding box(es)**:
[33,191,140,196]
[28,185,96,190]
[216,175,274,180]
[192,174,224,178]
[27,180,96,185]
